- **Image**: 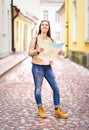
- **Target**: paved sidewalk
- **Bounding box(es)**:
[0,52,28,77]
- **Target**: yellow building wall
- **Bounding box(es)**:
[14,13,32,52]
[68,0,89,53]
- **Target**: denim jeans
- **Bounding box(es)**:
[32,64,60,108]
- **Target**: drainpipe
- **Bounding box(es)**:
[65,0,69,58]
[11,0,15,52]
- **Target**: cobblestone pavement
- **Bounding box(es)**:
[0,56,89,130]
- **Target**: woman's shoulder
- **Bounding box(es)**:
[48,37,55,42]
[32,35,38,39]
[31,35,38,42]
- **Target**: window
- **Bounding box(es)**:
[16,22,19,42]
[23,24,28,50]
[73,1,77,42]
[43,10,48,20]
[55,12,60,23]
[85,0,89,42]
[55,32,60,42]
[2,0,6,35]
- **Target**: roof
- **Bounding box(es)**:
[57,2,65,13]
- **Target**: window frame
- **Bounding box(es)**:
[73,1,77,42]
[43,10,48,20]
[85,0,89,42]
[55,31,60,42]
[55,12,60,23]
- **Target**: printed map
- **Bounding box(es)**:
[38,41,64,60]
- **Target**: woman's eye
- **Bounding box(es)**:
[42,24,48,26]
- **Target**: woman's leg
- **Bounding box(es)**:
[32,64,44,106]
[32,64,47,118]
[44,65,69,119]
[44,65,60,108]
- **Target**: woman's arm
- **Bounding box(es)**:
[28,37,44,56]
[28,37,38,56]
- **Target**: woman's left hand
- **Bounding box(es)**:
[58,49,63,55]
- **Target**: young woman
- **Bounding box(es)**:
[28,20,69,119]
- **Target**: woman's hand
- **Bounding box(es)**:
[37,48,44,53]
[58,49,63,55]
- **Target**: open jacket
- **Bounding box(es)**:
[28,36,53,65]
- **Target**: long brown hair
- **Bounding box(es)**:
[38,20,51,38]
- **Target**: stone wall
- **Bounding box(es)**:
[68,51,89,69]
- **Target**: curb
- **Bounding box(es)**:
[0,54,28,77]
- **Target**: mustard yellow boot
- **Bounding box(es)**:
[54,107,69,119]
[38,106,47,118]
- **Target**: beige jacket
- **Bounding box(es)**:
[28,36,53,65]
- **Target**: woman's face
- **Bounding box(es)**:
[40,21,49,33]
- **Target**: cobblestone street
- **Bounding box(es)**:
[0,56,89,130]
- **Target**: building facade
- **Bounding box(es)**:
[39,0,63,43]
[14,6,38,52]
[0,0,40,58]
[0,0,12,58]
[13,0,40,52]
[65,0,89,68]
[57,3,65,44]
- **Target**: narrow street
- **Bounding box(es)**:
[0,56,89,130]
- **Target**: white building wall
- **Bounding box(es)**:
[39,3,62,42]
[0,0,12,58]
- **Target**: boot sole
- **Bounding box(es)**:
[38,114,47,119]
[54,114,69,119]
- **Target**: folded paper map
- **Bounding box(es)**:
[38,41,64,60]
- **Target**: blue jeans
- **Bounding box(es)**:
[32,64,60,108]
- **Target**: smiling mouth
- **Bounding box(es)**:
[43,27,47,29]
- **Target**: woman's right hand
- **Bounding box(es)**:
[37,48,44,53]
